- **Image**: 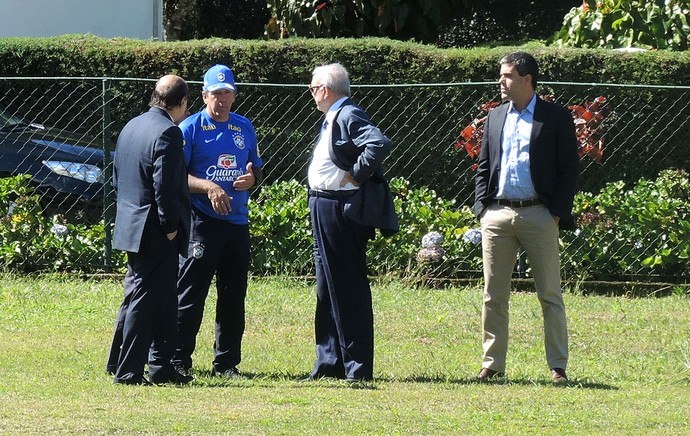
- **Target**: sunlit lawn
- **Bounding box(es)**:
[0,274,688,434]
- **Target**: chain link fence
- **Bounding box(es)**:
[1,77,689,281]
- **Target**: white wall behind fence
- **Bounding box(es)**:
[0,0,163,40]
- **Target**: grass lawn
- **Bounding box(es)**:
[0,274,688,434]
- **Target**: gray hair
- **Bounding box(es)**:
[312,63,351,97]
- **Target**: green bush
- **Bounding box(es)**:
[4,169,690,282]
[2,37,690,206]
[555,0,690,50]
[0,175,124,272]
[370,177,481,277]
[249,179,312,275]
[563,168,690,281]
[247,177,481,277]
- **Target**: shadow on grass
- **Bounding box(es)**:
[394,375,618,390]
[188,370,378,390]
[175,370,617,390]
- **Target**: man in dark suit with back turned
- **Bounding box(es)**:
[474,52,579,383]
[109,74,193,385]
[303,63,397,382]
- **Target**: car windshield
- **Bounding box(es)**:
[0,107,29,131]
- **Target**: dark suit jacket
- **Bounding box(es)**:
[474,97,580,230]
[328,99,399,234]
[113,107,190,255]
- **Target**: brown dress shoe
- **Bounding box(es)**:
[551,368,568,383]
[477,368,504,381]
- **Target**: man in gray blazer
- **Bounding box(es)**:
[108,75,192,385]
[303,63,397,382]
[474,52,579,383]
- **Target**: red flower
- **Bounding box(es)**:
[315,1,330,12]
[456,95,611,169]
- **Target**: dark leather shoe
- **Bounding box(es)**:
[298,375,318,383]
[477,367,504,381]
[114,377,152,386]
[298,373,327,383]
[150,368,194,385]
[172,364,192,377]
[212,367,244,379]
[551,368,568,383]
[344,377,372,383]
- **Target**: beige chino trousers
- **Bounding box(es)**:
[479,202,569,373]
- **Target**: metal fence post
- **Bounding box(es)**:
[101,78,114,271]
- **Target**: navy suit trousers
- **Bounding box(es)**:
[112,225,179,383]
[309,194,374,381]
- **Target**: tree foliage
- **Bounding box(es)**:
[555,0,690,50]
[437,0,580,48]
[164,0,271,40]
[265,0,472,42]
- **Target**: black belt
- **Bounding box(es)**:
[308,189,357,199]
[496,198,543,208]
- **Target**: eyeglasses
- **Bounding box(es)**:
[308,84,325,94]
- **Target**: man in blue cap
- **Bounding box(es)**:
[171,64,264,378]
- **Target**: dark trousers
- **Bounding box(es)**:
[173,208,250,372]
[309,194,374,380]
[111,226,179,383]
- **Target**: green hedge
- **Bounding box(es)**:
[2,36,689,200]
[2,36,689,193]
[2,35,690,85]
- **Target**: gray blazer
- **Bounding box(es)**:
[112,107,190,254]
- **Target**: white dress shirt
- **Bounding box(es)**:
[308,97,358,191]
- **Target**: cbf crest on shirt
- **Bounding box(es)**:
[180,110,263,225]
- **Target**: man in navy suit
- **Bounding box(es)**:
[474,52,579,383]
[303,63,396,382]
[109,74,193,385]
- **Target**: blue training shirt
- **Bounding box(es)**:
[180,109,263,224]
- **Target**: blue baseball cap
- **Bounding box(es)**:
[203,64,236,92]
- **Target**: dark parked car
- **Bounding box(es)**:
[0,106,108,223]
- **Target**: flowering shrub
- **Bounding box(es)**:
[248,178,482,277]
[568,95,611,164]
[455,101,500,171]
[0,175,125,272]
[417,231,445,263]
[455,95,612,168]
[562,168,690,281]
[4,170,689,282]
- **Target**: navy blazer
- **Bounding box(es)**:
[474,97,580,230]
[329,99,391,182]
[328,99,399,235]
[113,107,191,255]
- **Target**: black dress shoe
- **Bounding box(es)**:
[477,367,505,381]
[551,368,568,383]
[172,364,192,377]
[150,368,194,385]
[344,377,373,383]
[211,367,244,379]
[114,377,152,386]
[298,372,345,382]
[298,375,317,383]
[298,373,326,383]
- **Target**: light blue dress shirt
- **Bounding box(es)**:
[496,93,539,200]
